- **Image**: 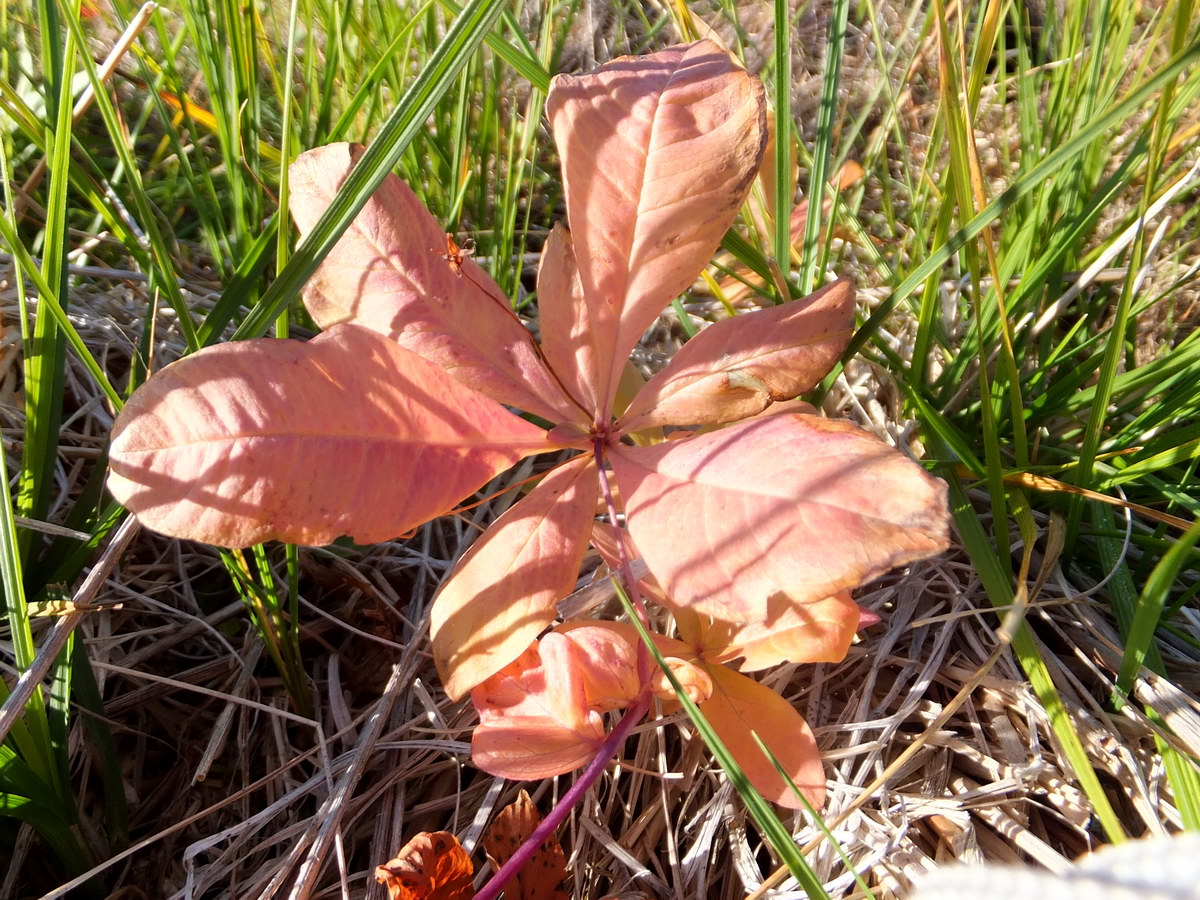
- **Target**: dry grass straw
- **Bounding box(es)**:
[7,262,1190,900]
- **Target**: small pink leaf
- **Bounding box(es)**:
[552,623,644,711]
[546,40,767,412]
[701,665,825,809]
[680,591,862,672]
[557,620,708,704]
[108,324,547,548]
[618,278,856,431]
[471,639,607,780]
[610,414,950,622]
[432,455,598,700]
[289,143,579,423]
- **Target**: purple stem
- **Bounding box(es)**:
[591,441,650,626]
[473,440,656,900]
[472,691,652,900]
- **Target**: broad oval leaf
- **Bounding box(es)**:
[109,324,548,548]
[290,143,580,423]
[546,40,767,412]
[617,278,856,432]
[610,414,950,622]
[432,455,598,700]
[701,665,825,809]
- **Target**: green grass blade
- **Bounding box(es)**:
[1116,518,1200,695]
[770,0,792,278]
[935,439,1127,842]
[797,0,848,295]
[229,0,511,341]
[19,0,76,539]
[833,36,1200,377]
[615,583,832,897]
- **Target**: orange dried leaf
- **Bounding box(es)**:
[375,831,474,900]
[482,790,569,900]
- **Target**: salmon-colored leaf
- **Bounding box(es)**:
[559,620,712,705]
[550,623,644,712]
[701,665,825,809]
[471,637,607,779]
[618,278,856,431]
[537,223,602,417]
[483,790,569,900]
[678,591,862,672]
[289,143,578,423]
[374,831,474,900]
[610,414,950,622]
[432,455,598,700]
[108,324,547,548]
[546,40,766,412]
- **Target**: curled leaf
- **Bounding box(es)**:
[471,624,661,780]
[433,455,598,700]
[290,143,578,423]
[471,636,609,780]
[547,39,767,412]
[618,278,856,431]
[610,414,950,622]
[108,324,547,547]
[375,831,474,900]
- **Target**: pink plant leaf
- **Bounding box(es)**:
[617,278,856,432]
[674,592,862,672]
[610,414,951,622]
[537,223,605,417]
[546,39,767,413]
[551,623,644,712]
[108,324,548,548]
[432,454,598,700]
[699,665,825,809]
[289,143,580,423]
[557,620,711,705]
[471,638,607,779]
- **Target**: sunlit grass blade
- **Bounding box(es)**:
[19,0,76,545]
[756,735,877,900]
[796,0,848,295]
[832,36,1200,379]
[937,442,1126,842]
[615,582,833,898]
[229,0,511,340]
[1116,517,1200,697]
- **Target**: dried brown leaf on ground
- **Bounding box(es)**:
[483,790,570,900]
[375,831,475,900]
